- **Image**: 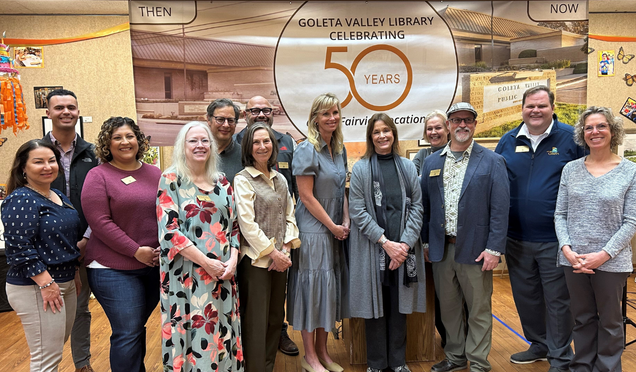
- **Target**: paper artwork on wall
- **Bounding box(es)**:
[620,97,636,124]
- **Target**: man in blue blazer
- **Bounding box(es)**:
[421,102,509,372]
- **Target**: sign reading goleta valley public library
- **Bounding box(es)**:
[275,2,458,141]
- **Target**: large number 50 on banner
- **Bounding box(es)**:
[275,1,458,142]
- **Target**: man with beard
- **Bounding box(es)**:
[421,102,509,372]
[495,86,583,372]
[234,96,300,356]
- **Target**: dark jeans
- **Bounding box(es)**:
[87,266,159,372]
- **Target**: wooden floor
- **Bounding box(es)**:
[2,276,636,372]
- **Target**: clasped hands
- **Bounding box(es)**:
[268,243,292,272]
[134,246,160,267]
[562,245,610,274]
[382,239,410,271]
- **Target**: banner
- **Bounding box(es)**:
[129,1,588,145]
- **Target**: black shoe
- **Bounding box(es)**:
[510,349,548,364]
[431,359,468,372]
[279,323,299,356]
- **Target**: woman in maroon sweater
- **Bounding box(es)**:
[81,117,161,372]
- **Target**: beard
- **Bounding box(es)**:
[246,114,273,127]
[454,128,472,143]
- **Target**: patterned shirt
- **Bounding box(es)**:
[49,132,77,197]
[442,141,474,236]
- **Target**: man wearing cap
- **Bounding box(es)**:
[234,95,299,356]
[421,102,509,372]
[495,85,584,372]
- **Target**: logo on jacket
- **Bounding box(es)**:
[547,147,559,155]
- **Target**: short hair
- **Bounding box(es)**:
[170,121,221,184]
[423,110,449,143]
[46,89,77,107]
[7,139,62,194]
[206,98,240,122]
[95,117,149,163]
[522,85,554,107]
[241,122,278,169]
[574,106,624,150]
[364,113,400,158]
[307,93,344,154]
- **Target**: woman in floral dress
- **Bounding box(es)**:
[157,121,244,372]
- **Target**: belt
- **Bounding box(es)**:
[445,235,456,244]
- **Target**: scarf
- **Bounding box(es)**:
[370,153,418,287]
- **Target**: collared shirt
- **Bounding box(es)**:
[516,119,554,152]
[234,166,300,268]
[442,140,475,236]
[49,132,77,197]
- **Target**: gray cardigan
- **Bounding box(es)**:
[348,156,426,318]
[555,158,636,272]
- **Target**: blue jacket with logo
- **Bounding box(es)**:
[494,115,586,242]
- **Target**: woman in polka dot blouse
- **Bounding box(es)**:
[2,139,81,372]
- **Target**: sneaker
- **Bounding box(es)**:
[393,365,412,372]
[279,323,299,356]
[367,368,382,372]
[510,349,548,364]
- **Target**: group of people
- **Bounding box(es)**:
[3,85,635,372]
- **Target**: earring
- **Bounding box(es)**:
[22,172,26,179]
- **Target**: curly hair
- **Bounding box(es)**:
[95,116,149,163]
[574,106,624,150]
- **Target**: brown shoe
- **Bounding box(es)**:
[76,366,95,372]
[279,323,299,356]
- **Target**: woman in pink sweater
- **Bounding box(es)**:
[81,117,161,372]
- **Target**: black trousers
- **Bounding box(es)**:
[364,280,406,369]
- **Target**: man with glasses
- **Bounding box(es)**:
[206,98,242,185]
[421,102,509,372]
[235,95,299,356]
[495,86,584,372]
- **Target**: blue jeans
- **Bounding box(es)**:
[87,267,159,372]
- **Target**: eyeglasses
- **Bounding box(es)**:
[186,138,211,146]
[212,116,237,126]
[448,117,475,125]
[246,107,273,115]
[584,123,610,132]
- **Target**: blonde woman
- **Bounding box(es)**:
[287,93,349,372]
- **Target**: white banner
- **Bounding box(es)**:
[275,1,458,141]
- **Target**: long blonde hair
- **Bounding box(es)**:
[306,93,344,154]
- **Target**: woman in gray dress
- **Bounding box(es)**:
[349,113,425,372]
[411,110,449,175]
[555,106,636,372]
[287,93,349,372]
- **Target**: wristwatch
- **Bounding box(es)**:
[379,236,388,246]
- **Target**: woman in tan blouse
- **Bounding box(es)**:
[235,122,301,372]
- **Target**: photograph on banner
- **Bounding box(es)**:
[13,46,43,68]
[33,86,63,109]
[598,50,615,77]
[128,0,588,157]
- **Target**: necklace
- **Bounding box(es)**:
[26,185,52,200]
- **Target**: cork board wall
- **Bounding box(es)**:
[587,12,636,132]
[0,14,136,183]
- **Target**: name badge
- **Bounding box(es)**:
[121,176,136,185]
[197,194,212,202]
[429,169,441,177]
[515,145,530,153]
[278,161,289,169]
